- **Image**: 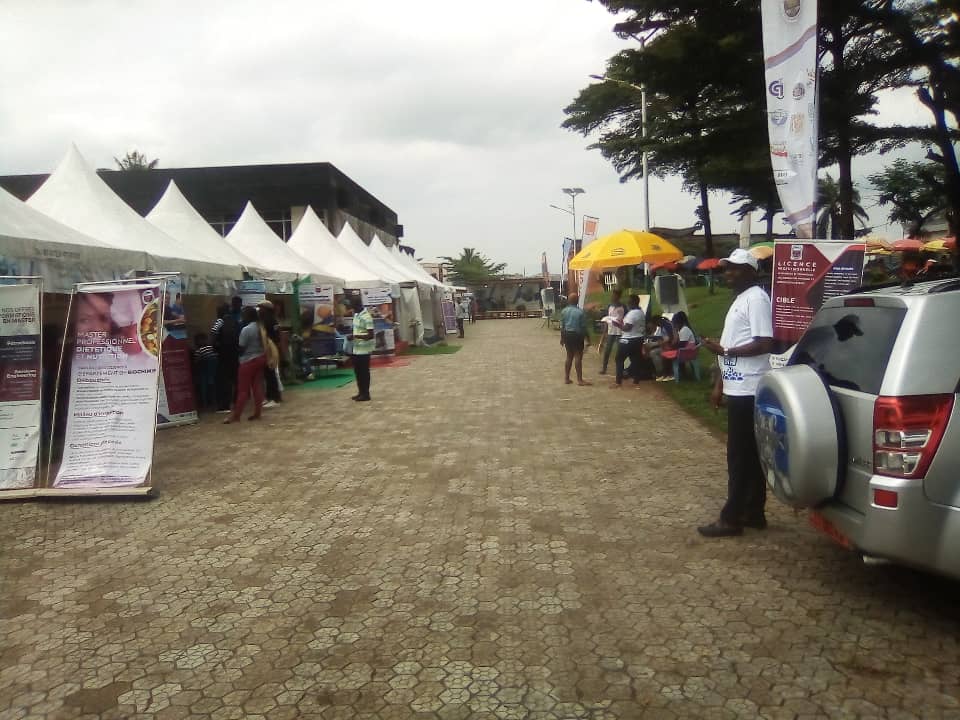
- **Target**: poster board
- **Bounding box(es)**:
[360,287,396,353]
[238,279,267,308]
[0,279,42,498]
[298,281,338,356]
[771,240,865,344]
[156,274,198,428]
[51,281,164,493]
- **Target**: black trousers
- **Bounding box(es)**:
[615,338,644,384]
[456,318,464,337]
[353,354,371,398]
[264,365,282,402]
[215,355,238,411]
[721,395,767,525]
[601,334,618,372]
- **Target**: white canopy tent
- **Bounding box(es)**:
[0,186,147,293]
[224,202,344,292]
[27,145,243,294]
[146,180,295,285]
[287,207,388,289]
[336,223,409,286]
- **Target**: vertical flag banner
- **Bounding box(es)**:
[0,283,41,491]
[582,216,599,246]
[762,0,818,238]
[54,284,162,489]
[541,252,550,286]
[156,275,198,427]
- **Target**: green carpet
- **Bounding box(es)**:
[402,344,462,356]
[288,370,355,391]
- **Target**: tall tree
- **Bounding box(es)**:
[440,248,506,284]
[564,1,763,257]
[816,174,870,239]
[114,150,158,171]
[868,159,949,237]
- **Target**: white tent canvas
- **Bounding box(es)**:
[0,187,147,292]
[367,234,425,285]
[336,223,408,286]
[287,207,387,289]
[27,145,242,294]
[146,180,293,283]
[225,202,343,291]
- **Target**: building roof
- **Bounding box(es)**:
[0,161,401,239]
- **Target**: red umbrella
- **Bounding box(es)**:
[650,261,678,272]
[893,238,924,251]
[697,258,722,270]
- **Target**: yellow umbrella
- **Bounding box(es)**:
[568,229,683,270]
[923,239,952,252]
[748,245,774,260]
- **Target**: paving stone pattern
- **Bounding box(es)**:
[2,319,959,719]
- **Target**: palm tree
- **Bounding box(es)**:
[816,173,869,239]
[114,150,158,171]
[439,248,506,284]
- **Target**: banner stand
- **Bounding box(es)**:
[41,276,170,499]
[0,277,43,501]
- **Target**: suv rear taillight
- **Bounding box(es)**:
[873,395,954,478]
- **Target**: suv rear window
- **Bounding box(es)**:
[789,305,907,394]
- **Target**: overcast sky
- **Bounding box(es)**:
[0,1,935,273]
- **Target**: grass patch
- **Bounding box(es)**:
[657,285,732,436]
[401,344,462,355]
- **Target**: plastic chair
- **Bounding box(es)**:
[662,341,701,382]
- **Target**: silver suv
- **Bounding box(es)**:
[754,278,960,580]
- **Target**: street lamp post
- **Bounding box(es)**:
[590,74,649,231]
[561,187,585,250]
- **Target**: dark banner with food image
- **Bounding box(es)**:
[772,240,865,345]
[53,284,162,489]
[298,282,338,356]
[0,283,42,491]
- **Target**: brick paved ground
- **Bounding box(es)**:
[2,319,959,719]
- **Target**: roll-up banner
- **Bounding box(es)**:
[360,287,395,353]
[771,239,865,345]
[157,274,198,428]
[0,280,42,495]
[761,0,818,238]
[53,282,163,491]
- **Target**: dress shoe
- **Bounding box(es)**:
[354,395,371,402]
[742,517,768,530]
[697,521,743,538]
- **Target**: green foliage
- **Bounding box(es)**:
[868,159,948,236]
[114,150,158,171]
[439,248,506,284]
[816,174,870,239]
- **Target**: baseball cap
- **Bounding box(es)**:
[720,248,759,271]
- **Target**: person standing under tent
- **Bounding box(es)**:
[348,295,375,402]
[698,248,774,537]
[224,306,266,424]
[455,299,467,338]
[258,300,283,407]
[210,303,239,413]
[598,288,626,375]
[559,293,592,386]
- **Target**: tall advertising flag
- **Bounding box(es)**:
[582,216,599,247]
[762,0,818,238]
[0,283,41,491]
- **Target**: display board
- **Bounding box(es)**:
[238,279,267,307]
[360,287,395,353]
[298,281,337,355]
[53,282,163,490]
[771,240,865,344]
[0,281,42,494]
[156,274,198,427]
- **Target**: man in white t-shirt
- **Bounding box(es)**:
[698,248,773,537]
[598,289,626,375]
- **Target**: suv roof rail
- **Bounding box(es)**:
[929,279,960,294]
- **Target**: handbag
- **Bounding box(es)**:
[259,326,280,369]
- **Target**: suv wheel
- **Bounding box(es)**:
[755,365,845,508]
